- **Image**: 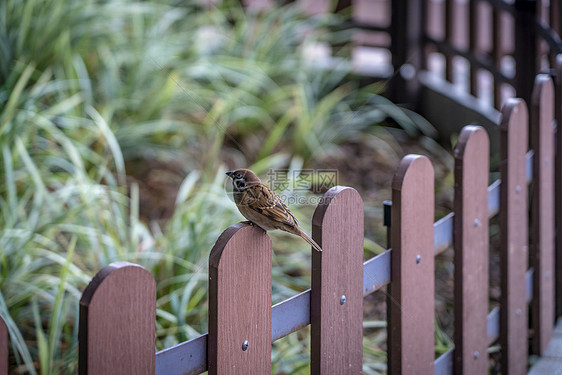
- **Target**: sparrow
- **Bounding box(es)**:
[226,169,322,252]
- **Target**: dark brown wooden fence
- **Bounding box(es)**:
[0,77,559,374]
[1,1,562,374]
[336,0,562,108]
[52,70,557,374]
[0,73,560,375]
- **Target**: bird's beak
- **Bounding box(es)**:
[225,171,234,177]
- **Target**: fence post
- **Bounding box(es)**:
[499,98,529,375]
[208,223,272,374]
[453,126,490,374]
[531,75,556,354]
[388,155,435,375]
[79,262,156,375]
[390,0,423,106]
[310,186,363,374]
[514,0,538,104]
[554,55,562,318]
[0,316,7,375]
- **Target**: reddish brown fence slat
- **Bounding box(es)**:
[531,75,556,355]
[0,316,7,375]
[469,0,479,96]
[453,126,490,374]
[388,155,435,375]
[208,223,272,375]
[79,262,156,375]
[499,98,529,375]
[311,187,363,374]
[444,0,454,82]
[555,55,562,318]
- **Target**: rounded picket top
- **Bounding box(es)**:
[312,186,364,244]
[532,74,554,110]
[454,126,490,162]
[392,154,434,192]
[79,262,156,375]
[209,222,272,270]
[500,98,528,134]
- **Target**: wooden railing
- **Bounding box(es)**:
[335,0,562,108]
[61,72,558,374]
[1,1,562,374]
[0,76,557,375]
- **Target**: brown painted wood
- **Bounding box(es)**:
[499,98,529,375]
[555,55,562,318]
[453,126,490,374]
[531,75,556,355]
[208,223,272,375]
[310,186,364,374]
[492,8,503,109]
[79,262,156,375]
[444,0,454,82]
[388,155,435,375]
[469,0,479,97]
[0,316,7,375]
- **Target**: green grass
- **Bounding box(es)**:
[0,0,448,373]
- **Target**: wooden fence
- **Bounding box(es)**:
[1,1,562,374]
[0,76,559,374]
[25,72,550,374]
[328,0,562,108]
[300,0,562,156]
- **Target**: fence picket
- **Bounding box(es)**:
[388,155,435,375]
[531,75,556,354]
[499,98,529,375]
[310,186,363,374]
[208,223,272,374]
[0,316,7,375]
[453,126,490,374]
[78,262,156,375]
[554,55,562,318]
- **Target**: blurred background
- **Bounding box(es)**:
[0,0,461,373]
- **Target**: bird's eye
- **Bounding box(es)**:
[236,173,242,179]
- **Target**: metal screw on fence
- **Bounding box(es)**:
[473,351,479,360]
[516,185,521,194]
[515,308,521,317]
[242,340,249,351]
[340,295,346,305]
[416,254,421,264]
[474,218,480,227]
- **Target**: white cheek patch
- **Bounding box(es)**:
[234,179,246,190]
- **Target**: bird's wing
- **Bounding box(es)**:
[243,184,298,228]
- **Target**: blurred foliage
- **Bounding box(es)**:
[0,0,447,373]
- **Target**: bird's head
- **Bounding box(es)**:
[225,169,261,191]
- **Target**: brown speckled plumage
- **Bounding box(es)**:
[226,169,322,252]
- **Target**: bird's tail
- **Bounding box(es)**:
[298,230,322,252]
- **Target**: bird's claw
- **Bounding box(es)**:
[242,220,257,227]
